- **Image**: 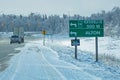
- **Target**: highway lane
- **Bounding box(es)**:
[0,41,100,80]
[0,38,24,71]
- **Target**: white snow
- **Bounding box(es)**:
[0,34,120,80]
[51,35,120,59]
[0,41,100,80]
[79,37,120,59]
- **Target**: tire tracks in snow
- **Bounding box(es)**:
[37,45,101,80]
[0,41,101,80]
[37,47,67,80]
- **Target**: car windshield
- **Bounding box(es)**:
[12,36,19,38]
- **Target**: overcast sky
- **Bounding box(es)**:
[0,0,120,16]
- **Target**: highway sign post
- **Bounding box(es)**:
[71,39,80,46]
[71,38,80,59]
[42,30,46,46]
[69,20,104,61]
[42,30,46,35]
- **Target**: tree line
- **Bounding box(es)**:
[0,7,120,36]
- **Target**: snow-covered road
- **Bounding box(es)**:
[0,41,101,80]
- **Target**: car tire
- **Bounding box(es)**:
[10,42,12,44]
[18,42,21,44]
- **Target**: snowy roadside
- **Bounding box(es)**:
[51,34,120,59]
[46,35,120,80]
[0,33,120,80]
[0,40,101,80]
[50,34,120,64]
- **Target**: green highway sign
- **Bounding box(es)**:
[69,20,104,37]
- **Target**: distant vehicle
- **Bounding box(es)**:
[10,35,21,44]
[10,27,24,44]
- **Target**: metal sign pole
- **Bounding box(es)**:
[95,37,98,62]
[43,34,45,46]
[42,30,46,46]
[75,36,77,59]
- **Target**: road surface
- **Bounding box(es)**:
[0,41,101,80]
[0,38,24,71]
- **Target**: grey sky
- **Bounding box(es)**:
[0,0,120,16]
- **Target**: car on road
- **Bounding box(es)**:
[10,35,21,44]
